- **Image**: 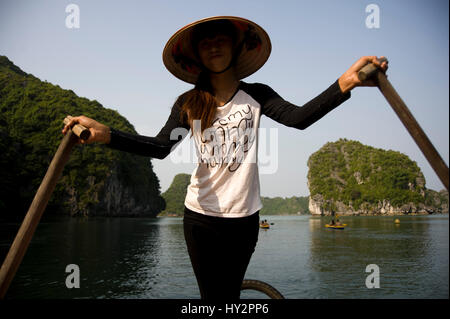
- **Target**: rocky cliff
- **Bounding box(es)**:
[0,55,165,217]
[307,139,448,216]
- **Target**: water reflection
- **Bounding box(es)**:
[141,218,198,298]
[308,215,449,298]
[5,217,163,299]
[1,215,447,299]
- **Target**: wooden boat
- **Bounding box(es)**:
[325,223,347,229]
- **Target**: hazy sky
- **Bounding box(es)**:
[0,0,448,197]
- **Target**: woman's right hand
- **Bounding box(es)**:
[62,115,111,144]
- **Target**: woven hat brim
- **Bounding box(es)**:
[163,16,271,84]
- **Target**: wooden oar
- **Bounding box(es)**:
[0,116,90,299]
[358,59,449,191]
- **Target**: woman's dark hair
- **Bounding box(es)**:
[179,71,217,136]
[179,20,238,136]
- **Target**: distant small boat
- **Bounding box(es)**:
[260,223,270,229]
[325,223,347,230]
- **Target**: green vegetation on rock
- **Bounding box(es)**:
[260,196,309,215]
[159,173,191,216]
[0,56,165,217]
[307,138,448,215]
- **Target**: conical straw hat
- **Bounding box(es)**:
[163,16,271,84]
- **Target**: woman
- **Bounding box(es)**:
[62,16,387,299]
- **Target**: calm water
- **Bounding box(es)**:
[0,215,448,299]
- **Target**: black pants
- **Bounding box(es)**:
[183,206,260,300]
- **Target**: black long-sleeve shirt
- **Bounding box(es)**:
[108,79,350,159]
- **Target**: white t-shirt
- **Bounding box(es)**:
[184,89,263,217]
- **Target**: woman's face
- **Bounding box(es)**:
[197,34,234,73]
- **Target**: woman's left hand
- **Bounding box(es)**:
[338,56,388,93]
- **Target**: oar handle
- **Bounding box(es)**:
[356,58,448,190]
[63,115,91,141]
[0,130,79,299]
[0,116,91,298]
[375,72,449,191]
[358,57,388,81]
